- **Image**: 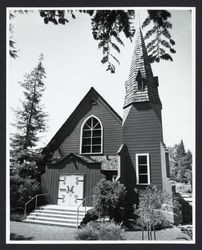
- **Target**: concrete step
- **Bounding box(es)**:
[23,219,79,228]
[34,209,86,216]
[28,212,84,219]
[23,204,92,228]
[26,215,80,224]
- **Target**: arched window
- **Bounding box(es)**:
[81,116,103,154]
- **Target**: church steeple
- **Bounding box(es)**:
[124,28,161,108]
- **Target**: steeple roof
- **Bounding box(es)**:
[124,28,161,108]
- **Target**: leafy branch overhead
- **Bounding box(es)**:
[142,10,176,63]
[9,9,176,72]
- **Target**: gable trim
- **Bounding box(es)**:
[43,87,122,154]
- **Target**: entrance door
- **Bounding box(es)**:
[57,174,84,206]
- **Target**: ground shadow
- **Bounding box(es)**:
[10,233,33,240]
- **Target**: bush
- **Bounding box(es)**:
[92,179,126,219]
[10,212,24,221]
[136,185,172,229]
[135,210,172,230]
[176,183,192,194]
[174,193,192,224]
[79,208,99,227]
[10,174,40,212]
[75,221,125,240]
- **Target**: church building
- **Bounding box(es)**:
[41,28,173,209]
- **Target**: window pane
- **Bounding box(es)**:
[138,155,147,164]
[92,117,99,127]
[92,145,101,153]
[86,118,92,128]
[83,123,91,130]
[83,130,91,137]
[139,165,147,174]
[139,175,148,184]
[94,123,101,129]
[82,145,91,153]
[92,137,101,145]
[93,130,101,137]
[82,138,91,146]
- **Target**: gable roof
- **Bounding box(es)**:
[43,87,122,154]
[49,153,118,171]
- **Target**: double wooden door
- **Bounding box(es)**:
[57,174,84,206]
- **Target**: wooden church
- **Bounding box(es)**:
[41,28,173,209]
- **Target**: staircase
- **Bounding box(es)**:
[23,204,92,228]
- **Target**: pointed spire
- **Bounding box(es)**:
[124,28,161,108]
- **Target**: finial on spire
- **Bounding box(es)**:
[138,13,141,28]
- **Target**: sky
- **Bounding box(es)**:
[7,8,195,152]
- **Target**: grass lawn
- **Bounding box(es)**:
[9,221,191,242]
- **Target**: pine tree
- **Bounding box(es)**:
[168,140,192,184]
[10,55,47,211]
[10,54,47,162]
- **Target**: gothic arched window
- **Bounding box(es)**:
[80,116,103,154]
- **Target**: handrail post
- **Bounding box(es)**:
[24,205,27,219]
[35,195,38,209]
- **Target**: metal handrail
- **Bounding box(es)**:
[24,193,50,219]
[77,196,92,226]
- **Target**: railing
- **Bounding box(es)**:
[77,196,92,226]
[24,193,50,219]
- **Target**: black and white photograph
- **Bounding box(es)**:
[7,7,195,243]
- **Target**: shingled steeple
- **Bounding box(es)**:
[124,28,161,108]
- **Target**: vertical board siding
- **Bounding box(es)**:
[41,158,104,206]
[57,96,122,156]
[122,103,163,188]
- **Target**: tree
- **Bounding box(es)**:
[168,140,192,184]
[92,179,126,219]
[10,55,47,211]
[9,9,176,72]
[136,185,172,230]
[10,54,47,155]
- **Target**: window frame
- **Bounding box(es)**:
[136,153,150,185]
[80,115,103,155]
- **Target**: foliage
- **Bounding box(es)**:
[75,221,125,240]
[9,10,31,58]
[10,54,47,152]
[79,208,99,228]
[9,9,176,72]
[92,179,126,218]
[142,10,176,63]
[10,55,47,212]
[174,193,192,224]
[136,185,172,227]
[176,183,192,194]
[10,174,40,211]
[136,211,171,230]
[168,140,192,184]
[10,212,24,221]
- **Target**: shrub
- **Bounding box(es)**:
[75,221,125,240]
[176,183,192,194]
[136,210,171,230]
[174,193,192,224]
[79,208,99,227]
[92,179,126,219]
[10,174,40,212]
[136,185,172,229]
[10,212,24,221]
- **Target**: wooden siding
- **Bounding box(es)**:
[122,102,163,189]
[41,157,105,206]
[54,94,122,157]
